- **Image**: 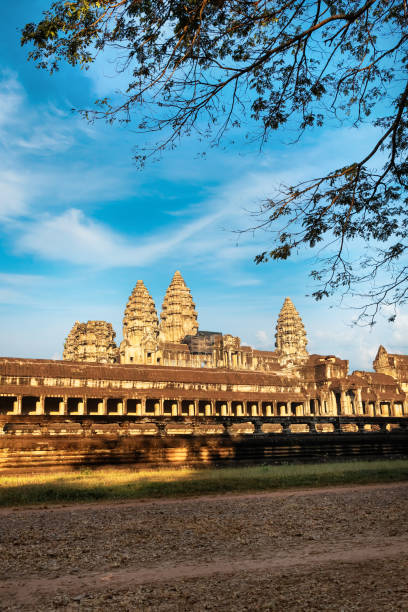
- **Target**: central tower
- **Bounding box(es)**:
[275,297,308,365]
[120,280,160,364]
[159,271,199,343]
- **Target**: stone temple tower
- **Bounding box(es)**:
[160,271,199,343]
[63,321,118,364]
[275,297,308,365]
[120,280,160,364]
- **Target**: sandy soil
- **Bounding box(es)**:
[0,482,407,611]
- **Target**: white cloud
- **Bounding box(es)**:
[16,128,74,153]
[0,273,45,286]
[0,72,75,154]
[0,72,142,226]
[0,169,29,220]
[255,329,273,348]
[0,71,23,129]
[7,121,388,277]
[14,207,223,267]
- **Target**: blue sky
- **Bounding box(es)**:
[1,1,407,370]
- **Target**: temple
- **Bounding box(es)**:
[1,270,408,471]
[62,271,314,373]
[1,269,406,418]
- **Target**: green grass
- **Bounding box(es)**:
[1,459,408,507]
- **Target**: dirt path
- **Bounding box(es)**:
[1,483,408,611]
[1,536,408,607]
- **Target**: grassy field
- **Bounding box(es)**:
[1,459,408,507]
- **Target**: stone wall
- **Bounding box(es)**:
[1,414,407,472]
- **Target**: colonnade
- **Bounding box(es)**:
[0,393,406,418]
[338,389,406,417]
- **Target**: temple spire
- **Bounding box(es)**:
[160,271,198,343]
[275,297,308,365]
[120,280,159,363]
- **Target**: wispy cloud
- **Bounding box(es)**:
[255,329,273,348]
[7,121,386,276]
[0,72,141,225]
[14,207,223,267]
[0,71,23,129]
[0,169,29,220]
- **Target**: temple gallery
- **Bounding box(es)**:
[1,270,407,421]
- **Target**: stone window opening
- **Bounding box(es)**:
[198,400,212,416]
[0,396,16,415]
[44,397,63,415]
[163,400,174,415]
[181,400,190,416]
[126,399,141,415]
[87,398,103,415]
[292,402,304,416]
[67,397,83,416]
[107,398,122,415]
[231,401,244,417]
[145,399,157,414]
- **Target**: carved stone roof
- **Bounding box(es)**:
[275,297,308,364]
[160,271,198,343]
[0,357,287,386]
[122,280,159,346]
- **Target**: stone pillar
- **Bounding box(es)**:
[340,389,347,415]
[171,401,178,417]
[220,403,228,417]
[303,398,309,416]
[140,398,146,416]
[59,399,66,415]
[205,402,212,416]
[37,396,45,415]
[154,400,162,416]
[355,388,363,415]
[100,398,107,415]
[328,393,336,416]
[250,403,258,417]
[265,403,273,417]
[78,400,85,415]
[390,400,395,417]
[14,396,22,415]
[117,401,124,415]
[188,401,196,416]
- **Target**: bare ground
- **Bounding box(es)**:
[0,482,407,611]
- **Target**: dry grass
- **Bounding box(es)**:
[1,458,408,507]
